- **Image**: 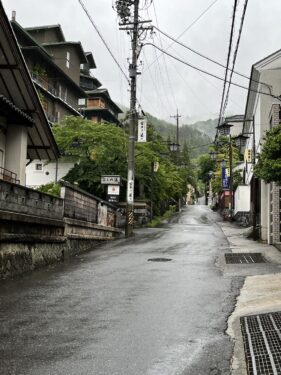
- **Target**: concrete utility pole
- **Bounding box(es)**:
[125,0,139,237]
[170,109,181,148]
[116,0,152,237]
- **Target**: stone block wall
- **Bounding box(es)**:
[268,104,281,245]
[0,180,64,220]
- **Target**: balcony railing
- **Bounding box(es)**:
[0,167,20,184]
[31,72,81,114]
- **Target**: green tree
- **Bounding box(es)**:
[52,116,195,216]
[53,116,127,196]
[254,124,281,183]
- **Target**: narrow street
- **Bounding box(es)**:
[0,205,243,375]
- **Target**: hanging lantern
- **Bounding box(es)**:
[233,134,249,148]
[217,121,233,136]
[209,150,218,161]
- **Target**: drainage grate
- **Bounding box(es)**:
[148,258,172,262]
[225,253,266,264]
[240,312,281,374]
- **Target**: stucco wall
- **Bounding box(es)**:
[26,160,74,188]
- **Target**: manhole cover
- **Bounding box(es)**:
[240,312,281,374]
[148,258,172,262]
[225,253,266,264]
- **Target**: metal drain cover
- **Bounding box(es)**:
[240,312,281,374]
[148,258,172,262]
[225,253,266,264]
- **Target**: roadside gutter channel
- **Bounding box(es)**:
[218,222,281,375]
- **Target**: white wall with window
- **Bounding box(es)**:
[26,160,75,188]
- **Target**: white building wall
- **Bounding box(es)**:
[26,160,74,188]
[5,124,27,185]
[234,185,251,215]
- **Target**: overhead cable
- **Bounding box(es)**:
[152,3,178,110]
[143,43,281,101]
[154,25,253,84]
[221,0,249,118]
[78,0,129,84]
[217,0,238,127]
[143,0,221,74]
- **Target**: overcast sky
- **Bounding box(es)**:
[3,0,281,124]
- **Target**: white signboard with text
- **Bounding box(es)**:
[101,175,121,185]
[127,179,134,204]
[138,118,147,143]
[107,185,120,195]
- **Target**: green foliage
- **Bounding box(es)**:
[254,124,281,183]
[146,206,176,228]
[53,116,127,196]
[37,183,61,197]
[52,116,196,216]
[197,154,215,183]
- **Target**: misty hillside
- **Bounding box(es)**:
[119,107,213,158]
[188,118,218,138]
[145,113,212,158]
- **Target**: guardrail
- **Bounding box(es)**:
[0,167,20,184]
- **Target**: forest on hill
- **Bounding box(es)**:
[145,113,213,158]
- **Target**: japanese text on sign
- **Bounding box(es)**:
[127,179,134,204]
[137,118,147,143]
[101,175,121,185]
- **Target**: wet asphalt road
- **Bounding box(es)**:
[0,205,242,375]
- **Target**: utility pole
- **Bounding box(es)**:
[170,109,181,149]
[229,135,233,220]
[116,0,152,237]
[171,109,181,210]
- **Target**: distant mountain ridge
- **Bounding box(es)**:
[145,113,213,158]
[188,118,218,138]
[118,105,215,157]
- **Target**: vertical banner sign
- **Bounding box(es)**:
[127,179,134,204]
[222,167,230,190]
[138,118,147,143]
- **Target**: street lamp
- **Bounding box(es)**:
[220,159,227,168]
[169,142,180,153]
[209,150,219,161]
[233,134,249,148]
[217,121,233,136]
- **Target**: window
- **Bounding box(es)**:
[78,98,86,106]
[66,51,70,68]
[0,150,4,168]
[58,84,62,98]
[55,112,60,123]
[64,88,68,102]
[35,163,43,171]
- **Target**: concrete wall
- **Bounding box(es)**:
[0,239,100,280]
[0,181,122,279]
[44,45,81,85]
[0,180,64,221]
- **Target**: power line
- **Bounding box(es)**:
[143,0,221,74]
[143,43,281,101]
[78,0,129,84]
[217,0,238,127]
[221,0,249,119]
[151,3,178,110]
[154,25,253,84]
